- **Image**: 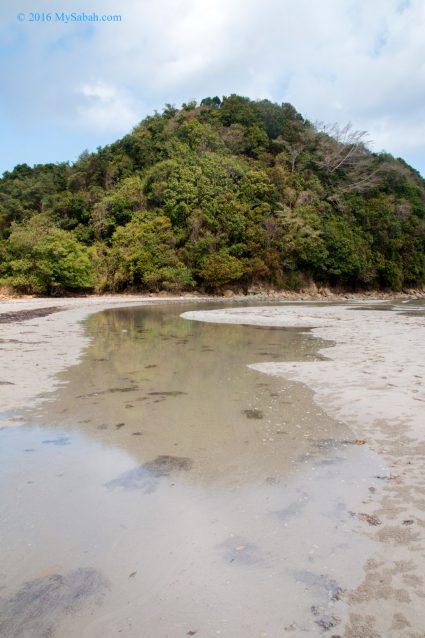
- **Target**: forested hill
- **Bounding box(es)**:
[1,95,424,294]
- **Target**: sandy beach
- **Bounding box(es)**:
[1,295,425,637]
[181,303,425,637]
[0,295,210,417]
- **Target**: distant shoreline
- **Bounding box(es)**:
[1,287,424,305]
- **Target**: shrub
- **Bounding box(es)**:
[199,253,244,288]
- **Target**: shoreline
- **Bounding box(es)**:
[1,287,425,304]
[181,304,425,637]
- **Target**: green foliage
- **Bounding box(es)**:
[277,204,328,273]
[91,176,144,240]
[0,95,424,294]
[201,96,221,108]
[219,94,259,127]
[199,253,245,288]
[0,215,94,293]
[252,100,286,138]
[321,217,374,284]
[100,213,194,292]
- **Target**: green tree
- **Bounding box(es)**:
[103,213,194,291]
[1,215,94,293]
[0,95,424,294]
[199,253,245,289]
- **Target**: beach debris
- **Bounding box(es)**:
[242,409,264,419]
[352,512,382,526]
[311,606,341,631]
[292,571,343,602]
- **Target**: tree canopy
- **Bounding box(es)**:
[1,95,424,293]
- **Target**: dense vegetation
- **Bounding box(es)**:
[1,95,424,294]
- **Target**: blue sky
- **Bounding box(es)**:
[1,0,424,176]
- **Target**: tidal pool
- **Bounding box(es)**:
[0,303,385,637]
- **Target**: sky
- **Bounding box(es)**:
[0,0,424,177]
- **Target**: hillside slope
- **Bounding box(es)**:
[1,95,424,294]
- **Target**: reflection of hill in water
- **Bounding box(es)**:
[34,303,342,485]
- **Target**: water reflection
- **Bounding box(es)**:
[30,304,340,485]
[0,303,385,637]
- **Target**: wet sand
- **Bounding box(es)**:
[1,302,386,637]
[0,296,207,415]
[183,303,425,637]
[1,297,424,637]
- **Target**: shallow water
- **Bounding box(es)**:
[0,303,386,637]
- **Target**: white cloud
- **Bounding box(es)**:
[76,82,138,131]
[1,0,424,174]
